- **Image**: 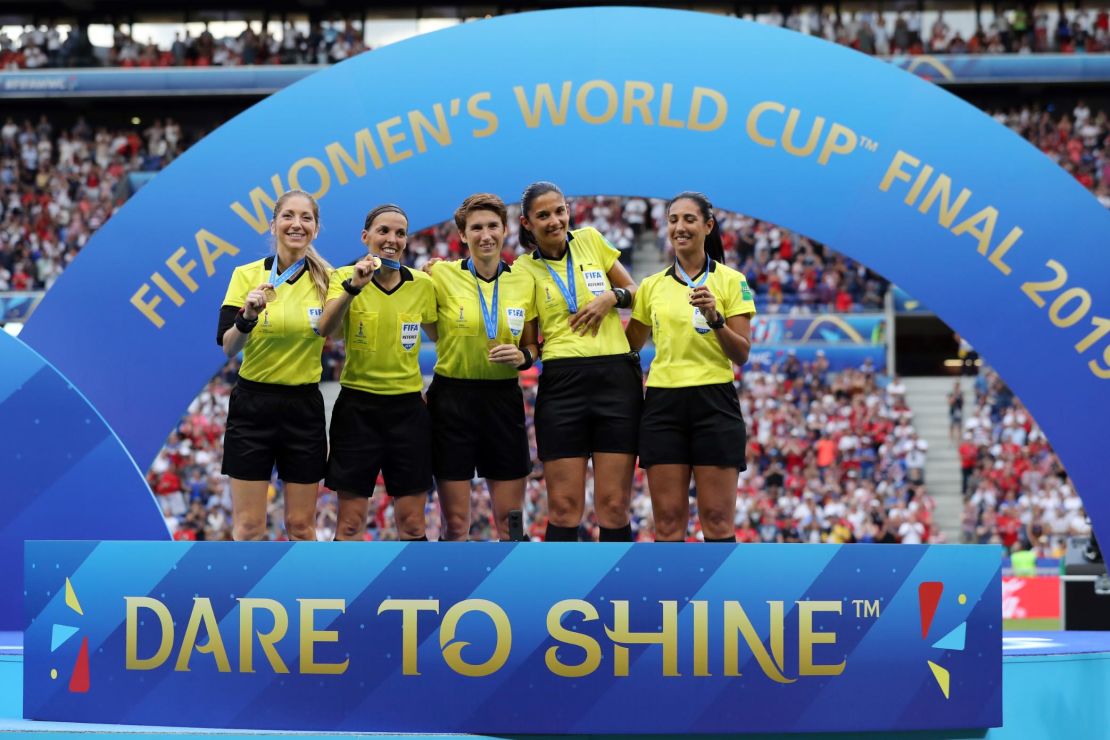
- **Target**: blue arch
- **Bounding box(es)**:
[5,7,1108,588]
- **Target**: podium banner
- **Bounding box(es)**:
[25,541,1000,734]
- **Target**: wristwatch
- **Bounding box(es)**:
[706,314,726,330]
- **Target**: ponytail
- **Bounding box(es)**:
[302,245,332,305]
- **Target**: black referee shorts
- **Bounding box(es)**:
[222,378,326,484]
[427,375,531,481]
[535,352,643,461]
[325,387,433,497]
[638,383,747,469]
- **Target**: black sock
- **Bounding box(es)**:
[705,535,737,543]
[599,524,633,542]
[401,534,428,542]
[545,523,579,542]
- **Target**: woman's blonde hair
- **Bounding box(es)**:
[271,189,332,304]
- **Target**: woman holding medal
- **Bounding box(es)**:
[625,192,756,543]
[426,193,539,541]
[514,181,642,543]
[317,204,438,541]
[217,189,333,541]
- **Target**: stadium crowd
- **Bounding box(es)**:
[0,115,196,290]
[956,369,1089,558]
[3,97,1106,292]
[2,5,1109,70]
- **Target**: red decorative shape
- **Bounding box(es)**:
[68,637,90,693]
[918,581,944,639]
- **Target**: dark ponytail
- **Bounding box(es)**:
[667,191,725,264]
[518,181,564,250]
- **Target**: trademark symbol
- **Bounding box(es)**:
[853,599,881,618]
[860,136,879,153]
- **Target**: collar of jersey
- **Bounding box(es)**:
[460,258,512,282]
[665,258,717,285]
[371,265,414,295]
[263,255,307,284]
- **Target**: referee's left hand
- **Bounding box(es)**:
[568,291,617,336]
[489,344,523,366]
[690,286,720,324]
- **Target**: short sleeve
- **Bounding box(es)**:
[421,278,438,323]
[584,227,620,272]
[631,274,653,326]
[724,271,757,318]
[523,273,538,322]
[221,266,252,308]
[326,267,350,304]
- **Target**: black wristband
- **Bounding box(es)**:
[612,287,632,308]
[341,278,362,296]
[516,347,534,371]
[234,309,258,333]
[707,313,726,330]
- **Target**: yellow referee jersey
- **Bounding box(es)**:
[429,259,537,380]
[631,260,757,388]
[514,226,629,360]
[328,265,437,394]
[223,257,325,385]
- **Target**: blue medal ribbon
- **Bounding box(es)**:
[268,257,306,292]
[377,256,402,270]
[538,244,577,314]
[468,258,502,342]
[675,257,712,288]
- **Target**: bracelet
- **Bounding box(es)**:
[341,278,362,296]
[706,314,726,330]
[235,309,258,333]
[612,287,632,309]
[516,347,534,371]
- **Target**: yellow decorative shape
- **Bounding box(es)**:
[958,594,967,605]
[64,578,83,615]
[50,669,58,680]
[927,660,950,699]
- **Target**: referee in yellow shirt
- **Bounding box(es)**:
[317,204,438,541]
[217,189,333,541]
[515,181,642,543]
[626,192,755,543]
[426,193,539,541]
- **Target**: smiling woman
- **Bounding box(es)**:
[317,203,439,542]
[215,189,333,542]
[512,181,643,543]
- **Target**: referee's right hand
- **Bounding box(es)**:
[243,286,269,320]
[350,256,379,288]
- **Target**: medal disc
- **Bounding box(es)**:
[262,286,278,302]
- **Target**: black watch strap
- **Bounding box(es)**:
[342,278,362,296]
[707,314,726,330]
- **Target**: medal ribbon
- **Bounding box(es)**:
[268,257,306,292]
[468,258,502,342]
[675,257,712,288]
[377,256,402,270]
[538,244,578,314]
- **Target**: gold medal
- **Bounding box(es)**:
[262,285,277,303]
[368,255,382,271]
[487,339,500,351]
